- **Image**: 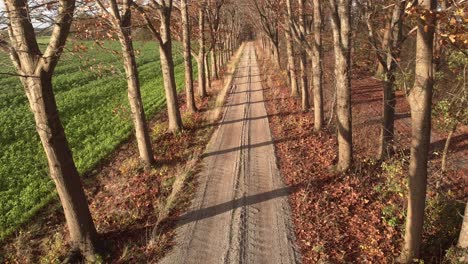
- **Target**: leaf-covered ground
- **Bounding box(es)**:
[257,46,467,263]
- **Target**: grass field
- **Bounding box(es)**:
[0,39,193,239]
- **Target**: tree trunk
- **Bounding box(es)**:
[181,0,197,112]
[220,41,226,67]
[29,76,99,260]
[205,51,212,90]
[285,30,298,97]
[216,44,221,71]
[441,123,457,172]
[377,1,405,159]
[5,0,99,260]
[211,46,219,79]
[299,0,310,111]
[375,20,391,77]
[400,0,436,262]
[229,34,234,57]
[285,0,299,97]
[273,42,281,69]
[158,7,183,132]
[117,25,155,166]
[197,6,207,98]
[433,0,446,72]
[330,0,352,171]
[312,0,324,130]
[379,74,396,159]
[299,52,310,111]
[459,203,468,249]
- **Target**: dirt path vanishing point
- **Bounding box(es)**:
[161,43,300,264]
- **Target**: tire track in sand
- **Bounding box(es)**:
[160,43,300,264]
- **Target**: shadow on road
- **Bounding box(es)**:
[175,185,299,227]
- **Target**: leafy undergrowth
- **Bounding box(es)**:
[0,76,227,263]
[257,48,466,263]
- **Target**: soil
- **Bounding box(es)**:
[161,44,300,264]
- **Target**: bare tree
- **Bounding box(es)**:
[97,0,155,166]
[284,0,299,97]
[329,0,353,171]
[364,0,407,159]
[181,0,197,112]
[134,0,183,132]
[252,0,281,68]
[192,1,208,98]
[400,0,437,262]
[298,0,310,111]
[287,0,326,127]
[1,0,98,260]
[206,0,226,80]
[311,0,324,130]
[459,203,468,251]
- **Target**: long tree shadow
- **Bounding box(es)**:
[429,133,468,156]
[354,112,411,128]
[351,86,382,96]
[235,74,263,79]
[229,87,270,94]
[232,80,263,86]
[201,132,309,158]
[174,185,301,228]
[224,97,285,108]
[198,110,302,130]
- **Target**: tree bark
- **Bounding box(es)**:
[375,1,406,159]
[330,0,353,171]
[30,77,99,259]
[375,19,392,77]
[299,0,310,111]
[400,0,436,262]
[110,0,155,166]
[220,41,225,68]
[158,6,183,132]
[118,27,155,166]
[205,51,212,90]
[379,75,396,158]
[285,0,299,97]
[299,52,310,111]
[197,5,207,98]
[181,0,197,112]
[274,42,281,69]
[211,46,219,79]
[312,0,324,130]
[459,203,468,249]
[5,0,99,259]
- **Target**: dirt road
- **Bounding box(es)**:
[161,44,300,264]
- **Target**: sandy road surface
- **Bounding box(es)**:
[160,44,300,264]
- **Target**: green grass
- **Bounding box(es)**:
[0,40,195,239]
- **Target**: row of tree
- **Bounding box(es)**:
[250,0,466,262]
[0,0,244,260]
